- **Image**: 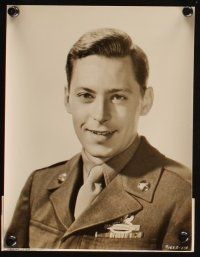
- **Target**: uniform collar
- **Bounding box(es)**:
[81,134,141,186]
[47,153,82,191]
[61,136,166,237]
[47,153,82,228]
[121,136,165,203]
[46,136,166,234]
[47,136,165,201]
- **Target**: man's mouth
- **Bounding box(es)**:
[86,129,116,136]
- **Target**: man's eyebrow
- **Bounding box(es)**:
[74,87,133,94]
[108,88,133,94]
[74,87,96,93]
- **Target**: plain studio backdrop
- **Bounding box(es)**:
[4,6,194,234]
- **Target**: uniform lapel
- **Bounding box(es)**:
[62,137,166,239]
[47,153,83,229]
[46,136,166,238]
[121,136,166,202]
[63,175,143,238]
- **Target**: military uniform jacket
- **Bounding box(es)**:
[5,137,192,250]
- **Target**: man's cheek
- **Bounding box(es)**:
[73,117,86,133]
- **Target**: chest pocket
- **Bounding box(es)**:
[79,234,158,250]
[29,219,63,248]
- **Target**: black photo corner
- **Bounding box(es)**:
[0,0,200,256]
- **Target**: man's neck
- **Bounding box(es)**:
[83,150,110,166]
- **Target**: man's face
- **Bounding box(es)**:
[66,55,151,159]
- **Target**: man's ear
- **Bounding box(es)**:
[140,87,154,116]
[64,86,71,114]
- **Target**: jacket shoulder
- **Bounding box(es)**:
[34,159,68,175]
[140,136,192,185]
[30,159,69,188]
[30,153,82,189]
[163,157,192,185]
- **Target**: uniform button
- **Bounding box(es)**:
[5,235,17,247]
[57,173,67,183]
[137,180,150,192]
[179,231,189,243]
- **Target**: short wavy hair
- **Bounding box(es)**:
[66,28,149,94]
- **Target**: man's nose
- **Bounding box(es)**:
[91,98,111,123]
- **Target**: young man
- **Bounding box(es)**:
[5,28,192,250]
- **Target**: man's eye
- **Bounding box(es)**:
[111,94,127,103]
[77,92,94,102]
[77,93,93,98]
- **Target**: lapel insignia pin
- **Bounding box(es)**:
[57,173,67,183]
[137,180,150,192]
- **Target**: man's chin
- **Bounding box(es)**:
[84,145,117,160]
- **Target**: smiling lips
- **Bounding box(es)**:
[86,128,116,136]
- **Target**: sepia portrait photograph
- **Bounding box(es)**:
[2,4,194,251]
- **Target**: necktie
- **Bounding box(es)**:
[74,165,104,219]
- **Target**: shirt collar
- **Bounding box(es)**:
[81,134,141,186]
